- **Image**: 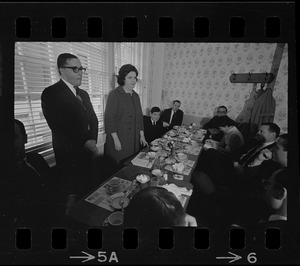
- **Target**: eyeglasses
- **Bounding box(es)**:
[62,66,86,73]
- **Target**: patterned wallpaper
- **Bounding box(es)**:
[161,43,288,132]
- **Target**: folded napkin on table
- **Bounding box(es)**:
[161,183,193,197]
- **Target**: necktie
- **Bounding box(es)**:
[169,110,174,124]
[74,86,83,102]
[240,144,263,167]
[153,121,156,126]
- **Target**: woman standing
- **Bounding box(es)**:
[104,64,147,165]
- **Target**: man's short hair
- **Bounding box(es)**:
[150,106,161,114]
[173,100,181,105]
[261,122,281,138]
[277,133,288,151]
[14,119,27,138]
[57,53,78,74]
[218,105,228,113]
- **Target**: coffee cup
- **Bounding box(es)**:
[136,174,150,189]
[150,176,159,187]
[104,211,124,226]
[107,179,121,194]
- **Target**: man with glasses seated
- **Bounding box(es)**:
[41,53,99,197]
[202,105,236,142]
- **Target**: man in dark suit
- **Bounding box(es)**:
[161,100,184,132]
[143,106,164,144]
[41,53,99,195]
[193,122,281,193]
[202,105,236,142]
[0,119,66,227]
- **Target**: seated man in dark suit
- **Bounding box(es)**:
[202,105,236,142]
[161,100,184,133]
[193,123,281,195]
[143,106,164,145]
[1,119,67,227]
[222,133,288,228]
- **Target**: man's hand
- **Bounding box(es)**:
[204,139,218,149]
[84,139,96,150]
[184,214,198,227]
[163,122,170,128]
[84,139,101,157]
[140,135,148,147]
[114,138,122,151]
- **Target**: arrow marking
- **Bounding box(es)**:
[70,251,95,263]
[216,252,242,263]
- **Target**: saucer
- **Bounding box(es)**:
[111,196,130,209]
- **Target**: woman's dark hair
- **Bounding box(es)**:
[117,64,138,86]
[57,53,78,75]
[124,187,185,229]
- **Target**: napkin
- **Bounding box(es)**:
[182,137,191,143]
[172,162,185,172]
[161,183,193,197]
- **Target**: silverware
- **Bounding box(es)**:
[119,199,125,212]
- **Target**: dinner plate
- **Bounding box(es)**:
[111,196,130,209]
[165,157,176,164]
[175,155,188,162]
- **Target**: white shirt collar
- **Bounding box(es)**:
[262,141,275,147]
[61,78,76,96]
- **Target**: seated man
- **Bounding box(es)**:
[193,122,281,197]
[202,105,236,142]
[234,122,280,177]
[1,119,67,227]
[203,116,244,160]
[219,134,288,228]
[161,100,184,133]
[143,106,164,144]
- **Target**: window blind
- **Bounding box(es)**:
[114,43,144,104]
[14,42,109,155]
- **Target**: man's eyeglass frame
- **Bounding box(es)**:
[62,66,86,73]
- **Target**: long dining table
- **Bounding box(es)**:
[67,125,206,227]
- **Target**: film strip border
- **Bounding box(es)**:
[0,2,298,264]
[2,226,296,264]
[13,227,282,250]
[0,2,295,41]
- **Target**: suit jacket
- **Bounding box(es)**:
[41,79,98,167]
[161,108,184,130]
[143,116,164,144]
[239,142,277,168]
